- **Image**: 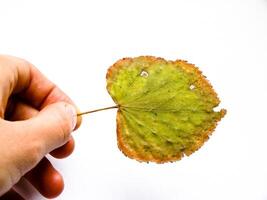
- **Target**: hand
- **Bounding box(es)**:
[0,55,82,199]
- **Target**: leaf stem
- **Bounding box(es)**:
[77,105,119,116]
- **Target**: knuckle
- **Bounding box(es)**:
[0,55,31,69]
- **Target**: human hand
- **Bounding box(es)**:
[0,55,82,199]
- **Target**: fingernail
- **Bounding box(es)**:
[65,104,77,131]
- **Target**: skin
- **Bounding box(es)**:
[0,55,82,199]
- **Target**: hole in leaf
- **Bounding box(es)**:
[140,70,149,77]
[213,106,221,112]
[189,84,195,90]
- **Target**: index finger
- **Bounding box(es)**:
[0,55,82,128]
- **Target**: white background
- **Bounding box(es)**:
[1,0,267,199]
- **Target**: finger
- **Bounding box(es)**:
[12,102,77,156]
[0,55,29,117]
[0,188,25,200]
[6,100,76,158]
[6,101,73,197]
[5,98,38,121]
[50,136,75,158]
[25,157,64,199]
[0,102,76,191]
[0,55,82,129]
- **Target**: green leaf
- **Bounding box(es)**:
[106,56,226,163]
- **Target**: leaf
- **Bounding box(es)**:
[106,56,226,163]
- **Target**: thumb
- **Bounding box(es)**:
[0,102,77,192]
[22,102,77,154]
